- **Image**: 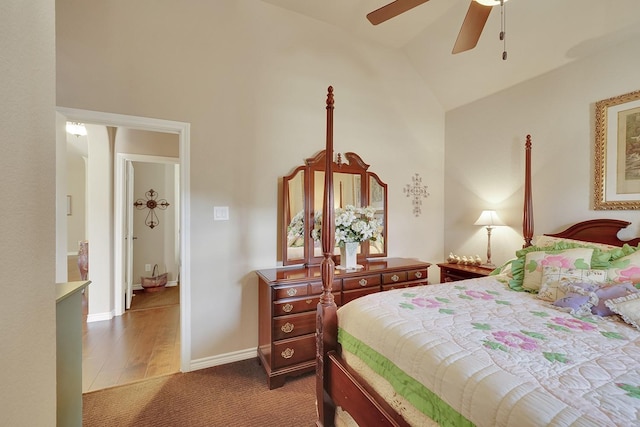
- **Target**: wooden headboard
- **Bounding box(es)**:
[545,219,640,247]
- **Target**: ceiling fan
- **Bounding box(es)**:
[367,0,508,55]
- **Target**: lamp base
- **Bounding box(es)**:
[479,263,496,270]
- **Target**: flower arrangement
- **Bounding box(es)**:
[312,205,382,247]
[287,210,306,247]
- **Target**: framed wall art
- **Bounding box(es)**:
[594,89,640,210]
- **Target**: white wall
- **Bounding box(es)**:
[0,0,57,424]
[66,152,86,253]
[445,35,640,267]
[55,1,444,364]
[132,162,177,284]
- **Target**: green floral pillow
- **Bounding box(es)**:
[605,249,640,284]
[509,241,640,292]
[521,248,594,292]
[508,241,598,292]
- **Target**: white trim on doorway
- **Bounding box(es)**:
[57,107,192,373]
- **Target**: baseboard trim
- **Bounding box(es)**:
[86,311,114,323]
[189,348,257,372]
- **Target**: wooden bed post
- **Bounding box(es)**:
[523,134,534,247]
[316,86,337,427]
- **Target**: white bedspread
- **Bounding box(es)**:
[337,276,640,426]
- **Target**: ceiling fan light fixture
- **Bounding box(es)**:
[474,0,508,6]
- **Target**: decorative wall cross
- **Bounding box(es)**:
[404,173,430,217]
[134,189,170,229]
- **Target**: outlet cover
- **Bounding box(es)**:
[145,264,152,272]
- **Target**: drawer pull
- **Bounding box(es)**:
[391,274,399,282]
[282,303,293,313]
[281,322,294,334]
[286,288,298,297]
[415,272,423,279]
[359,279,368,287]
[306,299,313,304]
[281,348,295,359]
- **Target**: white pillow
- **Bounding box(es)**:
[605,293,640,330]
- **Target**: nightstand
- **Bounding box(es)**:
[437,263,494,283]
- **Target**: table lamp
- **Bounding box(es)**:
[474,210,504,268]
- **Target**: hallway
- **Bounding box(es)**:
[70,255,181,392]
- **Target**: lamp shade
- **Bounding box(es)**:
[474,210,505,227]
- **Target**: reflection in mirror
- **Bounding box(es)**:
[369,176,386,254]
[285,169,305,263]
[314,172,362,210]
[313,171,364,257]
[281,150,387,266]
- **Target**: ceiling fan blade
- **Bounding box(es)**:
[452,1,492,54]
[367,0,431,25]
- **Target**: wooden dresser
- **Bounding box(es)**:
[256,257,431,388]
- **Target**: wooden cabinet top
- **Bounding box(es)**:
[437,262,494,276]
[256,257,431,284]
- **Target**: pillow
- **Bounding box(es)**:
[509,242,597,292]
[592,282,639,316]
[552,283,599,317]
[590,243,640,270]
[537,266,607,302]
[534,235,618,251]
[605,250,640,284]
[490,259,515,278]
[521,247,594,292]
[604,293,640,330]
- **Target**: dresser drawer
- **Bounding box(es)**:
[273,283,309,300]
[407,268,428,282]
[273,312,315,340]
[310,279,341,295]
[273,334,316,369]
[273,296,318,316]
[343,274,380,291]
[382,271,408,285]
[383,281,424,292]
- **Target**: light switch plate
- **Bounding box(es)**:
[214,206,229,221]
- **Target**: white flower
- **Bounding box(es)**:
[312,205,382,247]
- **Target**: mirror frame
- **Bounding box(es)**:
[282,150,388,266]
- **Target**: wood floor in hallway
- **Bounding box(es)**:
[70,255,181,393]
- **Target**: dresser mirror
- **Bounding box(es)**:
[282,150,387,266]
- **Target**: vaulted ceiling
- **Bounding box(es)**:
[261,0,640,110]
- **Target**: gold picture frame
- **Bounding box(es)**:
[594,89,640,210]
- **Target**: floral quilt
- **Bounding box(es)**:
[337,276,640,426]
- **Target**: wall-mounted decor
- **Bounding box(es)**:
[404,173,430,217]
[594,89,640,210]
[134,189,170,229]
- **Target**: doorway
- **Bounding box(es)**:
[57,107,191,373]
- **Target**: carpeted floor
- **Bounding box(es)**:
[130,285,180,311]
[83,358,316,426]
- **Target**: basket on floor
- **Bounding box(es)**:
[141,264,168,292]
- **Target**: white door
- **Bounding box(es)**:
[125,160,135,310]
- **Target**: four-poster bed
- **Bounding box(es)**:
[315,87,640,426]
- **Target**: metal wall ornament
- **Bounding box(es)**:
[404,173,430,217]
[134,189,170,229]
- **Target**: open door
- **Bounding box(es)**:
[125,160,135,310]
